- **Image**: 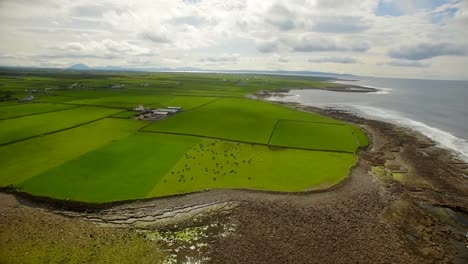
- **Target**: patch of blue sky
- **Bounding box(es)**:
[375,0,453,17]
[431,7,458,24]
[183,0,202,5]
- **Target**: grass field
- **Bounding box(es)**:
[144,98,339,144]
[0,106,121,145]
[0,103,75,119]
[111,111,138,118]
[0,69,369,202]
[157,96,219,110]
[19,133,201,202]
[269,120,359,152]
[0,118,146,186]
[17,133,355,202]
[67,95,172,109]
[149,138,356,198]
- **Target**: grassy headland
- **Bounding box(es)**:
[0,69,367,202]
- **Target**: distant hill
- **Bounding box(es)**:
[68,63,90,70]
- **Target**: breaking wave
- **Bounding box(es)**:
[352,105,468,161]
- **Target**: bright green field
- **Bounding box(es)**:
[149,138,356,198]
[144,98,340,144]
[0,118,146,186]
[0,106,121,145]
[19,133,201,202]
[0,69,369,203]
[269,120,359,152]
[349,125,369,147]
[157,96,219,110]
[18,133,355,202]
[0,103,75,119]
[67,95,172,108]
[112,111,138,118]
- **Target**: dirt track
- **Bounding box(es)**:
[1,102,468,263]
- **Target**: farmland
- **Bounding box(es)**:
[0,69,368,203]
[269,120,362,152]
[143,97,340,144]
[0,103,75,119]
[0,106,121,145]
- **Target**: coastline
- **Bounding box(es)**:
[255,83,378,98]
[1,91,468,263]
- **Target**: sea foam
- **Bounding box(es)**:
[352,105,468,161]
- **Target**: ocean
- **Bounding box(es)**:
[267,76,468,161]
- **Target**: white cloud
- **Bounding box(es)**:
[199,54,239,64]
[309,56,358,64]
[382,60,430,68]
[0,0,466,79]
[388,43,467,60]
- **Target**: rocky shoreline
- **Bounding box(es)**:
[1,95,468,263]
[255,83,378,98]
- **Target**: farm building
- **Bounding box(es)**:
[19,95,34,102]
[134,105,145,111]
[135,106,183,121]
[168,106,182,110]
[110,84,125,89]
[68,83,83,89]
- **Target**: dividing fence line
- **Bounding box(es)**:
[0,106,80,121]
[0,110,127,147]
[138,130,355,154]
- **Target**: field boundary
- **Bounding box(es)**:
[178,97,222,112]
[58,102,130,110]
[267,120,280,145]
[138,130,355,154]
[0,105,80,121]
[267,118,349,146]
[135,97,222,132]
[275,119,346,126]
[0,110,127,147]
[104,88,244,98]
[0,102,21,108]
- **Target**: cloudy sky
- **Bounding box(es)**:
[0,0,467,79]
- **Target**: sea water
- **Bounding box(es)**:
[268,76,468,161]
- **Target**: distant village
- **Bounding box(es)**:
[133,105,182,121]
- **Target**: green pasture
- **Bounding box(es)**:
[157,96,219,110]
[17,133,355,202]
[111,111,138,118]
[19,133,201,202]
[0,106,121,145]
[269,120,359,152]
[144,98,339,144]
[0,103,75,119]
[0,69,370,203]
[67,95,172,109]
[149,138,356,197]
[0,118,145,186]
[349,125,369,147]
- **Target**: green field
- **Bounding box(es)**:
[0,118,146,186]
[67,95,172,109]
[0,106,121,145]
[0,69,369,202]
[149,138,356,198]
[144,98,339,144]
[19,133,200,202]
[157,96,218,110]
[269,120,359,152]
[0,103,75,119]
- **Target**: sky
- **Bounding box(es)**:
[0,0,467,80]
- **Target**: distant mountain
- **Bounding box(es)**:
[68,63,90,70]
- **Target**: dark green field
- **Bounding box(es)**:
[0,69,368,202]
